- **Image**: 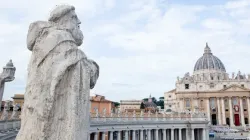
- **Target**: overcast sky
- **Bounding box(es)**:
[0,0,250,102]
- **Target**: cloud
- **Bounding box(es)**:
[1,0,250,102]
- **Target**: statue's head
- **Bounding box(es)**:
[4,101,10,111]
[49,5,83,46]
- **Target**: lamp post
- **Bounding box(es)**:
[0,60,16,111]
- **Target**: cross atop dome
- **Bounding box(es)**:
[204,42,211,54]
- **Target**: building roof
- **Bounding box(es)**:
[166,89,176,93]
[90,95,112,103]
[11,94,24,99]
[194,43,226,72]
[144,102,157,108]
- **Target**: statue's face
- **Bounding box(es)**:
[61,10,83,46]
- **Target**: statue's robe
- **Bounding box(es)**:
[16,22,99,140]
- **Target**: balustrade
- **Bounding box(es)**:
[91,109,207,124]
[0,109,209,140]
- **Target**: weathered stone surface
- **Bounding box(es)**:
[16,4,99,140]
[10,103,20,120]
[1,101,10,120]
[0,60,16,112]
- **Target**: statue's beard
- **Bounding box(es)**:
[70,26,83,46]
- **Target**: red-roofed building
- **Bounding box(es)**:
[90,94,114,115]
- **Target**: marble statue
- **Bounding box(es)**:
[133,110,136,118]
[102,108,106,117]
[125,110,128,117]
[16,5,99,140]
[140,110,144,117]
[95,108,99,118]
[11,103,20,120]
[0,60,16,111]
[1,101,10,120]
[117,109,121,118]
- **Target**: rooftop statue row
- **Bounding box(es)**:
[91,108,207,119]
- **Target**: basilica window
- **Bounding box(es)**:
[211,76,214,80]
[243,98,247,111]
[185,84,189,89]
[185,99,191,108]
[200,100,204,108]
[210,98,216,113]
[223,85,227,88]
[241,84,245,88]
[210,83,214,88]
[210,98,216,108]
[232,97,238,105]
[224,99,229,111]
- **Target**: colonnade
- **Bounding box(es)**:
[208,97,250,127]
[90,128,208,140]
[181,96,250,127]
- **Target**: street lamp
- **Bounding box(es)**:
[0,60,16,111]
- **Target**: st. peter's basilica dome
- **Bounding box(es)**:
[194,43,226,72]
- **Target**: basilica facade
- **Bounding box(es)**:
[164,43,250,127]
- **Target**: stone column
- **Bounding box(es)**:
[171,129,174,140]
[132,130,136,140]
[94,132,98,140]
[155,129,159,140]
[167,129,170,140]
[163,129,166,140]
[247,97,250,125]
[140,130,143,140]
[179,99,184,111]
[239,97,245,126]
[206,98,211,123]
[186,129,189,140]
[202,129,206,140]
[147,129,151,140]
[125,131,128,140]
[109,131,113,140]
[191,129,194,140]
[206,129,209,140]
[101,132,106,140]
[117,131,121,140]
[179,129,182,140]
[229,97,235,127]
[221,98,226,125]
[217,98,221,125]
[193,98,198,111]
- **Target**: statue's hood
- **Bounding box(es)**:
[27,21,51,51]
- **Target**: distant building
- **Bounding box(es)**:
[120,100,141,112]
[90,94,114,115]
[164,43,250,127]
[143,95,158,113]
[11,94,24,109]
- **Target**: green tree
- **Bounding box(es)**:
[156,100,164,109]
[159,97,164,100]
[140,102,145,109]
[113,102,120,107]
